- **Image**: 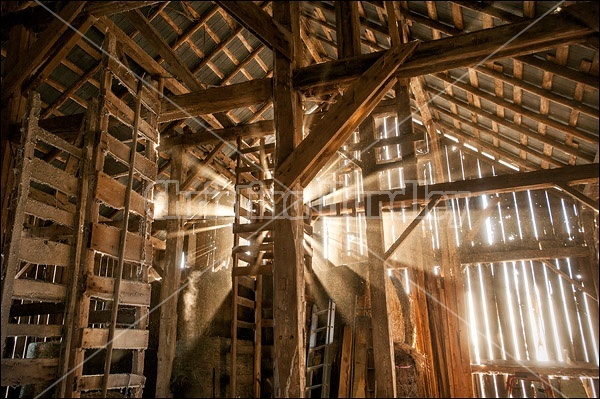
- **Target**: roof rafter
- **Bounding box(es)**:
[215,0,292,59]
[1,1,86,103]
[296,2,596,93]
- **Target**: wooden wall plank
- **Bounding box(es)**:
[19,237,72,267]
[6,323,63,338]
[90,223,152,262]
[12,279,67,302]
[95,172,147,216]
[79,328,148,349]
[1,358,59,386]
[85,275,151,307]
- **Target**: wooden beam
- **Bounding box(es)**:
[516,54,599,90]
[430,105,564,169]
[156,145,187,398]
[371,163,599,206]
[160,120,274,148]
[278,41,418,189]
[432,116,545,171]
[539,259,597,301]
[86,1,160,16]
[272,2,306,397]
[461,244,589,265]
[1,1,86,103]
[294,4,595,92]
[126,9,203,92]
[564,3,600,32]
[181,142,226,190]
[1,358,59,386]
[216,1,292,60]
[159,78,273,122]
[439,210,473,397]
[555,183,599,212]
[311,164,599,216]
[471,360,599,378]
[24,14,96,94]
[360,115,397,398]
[336,1,361,58]
[463,196,502,243]
[384,194,442,260]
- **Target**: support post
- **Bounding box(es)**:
[360,116,397,398]
[272,2,306,397]
[155,146,186,398]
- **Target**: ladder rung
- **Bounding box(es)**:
[236,320,255,330]
[308,344,327,352]
[305,384,324,391]
[236,296,255,309]
[307,363,325,371]
[236,276,256,290]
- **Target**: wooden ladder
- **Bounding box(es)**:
[64,32,161,398]
[305,299,336,398]
[231,136,275,398]
[0,92,91,398]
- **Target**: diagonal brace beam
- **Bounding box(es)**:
[555,183,599,213]
[384,193,442,261]
[277,41,419,189]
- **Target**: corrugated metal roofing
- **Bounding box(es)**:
[1,1,597,193]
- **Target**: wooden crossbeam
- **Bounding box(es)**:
[160,120,274,148]
[471,360,599,378]
[395,2,599,89]
[159,78,273,122]
[461,245,589,265]
[181,143,227,190]
[373,163,599,205]
[295,3,595,92]
[311,164,599,215]
[1,1,86,103]
[25,14,96,94]
[216,1,292,59]
[277,41,419,189]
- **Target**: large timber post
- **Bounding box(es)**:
[156,146,187,397]
[272,2,306,397]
